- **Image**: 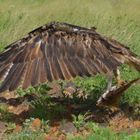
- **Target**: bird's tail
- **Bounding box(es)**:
[106,38,140,72]
[125,55,140,72]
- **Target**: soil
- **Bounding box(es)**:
[0,83,140,139]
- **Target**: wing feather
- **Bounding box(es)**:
[9,63,26,91]
[63,56,77,77]
[57,58,72,79]
[31,59,40,86]
[0,22,129,92]
[44,58,53,81]
[0,64,20,92]
[22,61,33,89]
[39,58,47,83]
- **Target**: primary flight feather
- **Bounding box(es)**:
[0,21,140,96]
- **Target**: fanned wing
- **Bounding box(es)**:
[0,22,128,93]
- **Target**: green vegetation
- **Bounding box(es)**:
[68,122,140,140]
[5,118,140,140]
[0,0,140,139]
[6,118,49,140]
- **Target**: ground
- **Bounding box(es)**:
[0,0,140,139]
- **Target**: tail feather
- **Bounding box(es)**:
[125,55,140,72]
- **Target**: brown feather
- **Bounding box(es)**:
[44,58,53,81]
[31,59,40,86]
[52,55,65,80]
[22,61,33,89]
[0,64,11,80]
[57,58,72,80]
[0,21,139,93]
[39,58,48,83]
[9,63,26,91]
[0,64,20,92]
[63,56,77,77]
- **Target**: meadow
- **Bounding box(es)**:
[0,0,140,139]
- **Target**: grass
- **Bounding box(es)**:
[5,119,140,140]
[69,122,140,140]
[0,0,140,139]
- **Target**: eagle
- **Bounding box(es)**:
[0,21,140,106]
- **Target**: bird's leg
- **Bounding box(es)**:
[99,73,113,100]
[105,73,113,92]
[113,68,126,86]
[96,73,113,107]
[97,69,126,108]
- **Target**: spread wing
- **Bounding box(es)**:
[0,22,127,93]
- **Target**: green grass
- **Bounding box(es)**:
[5,118,48,140]
[68,123,140,140]
[0,0,140,139]
[5,119,140,140]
